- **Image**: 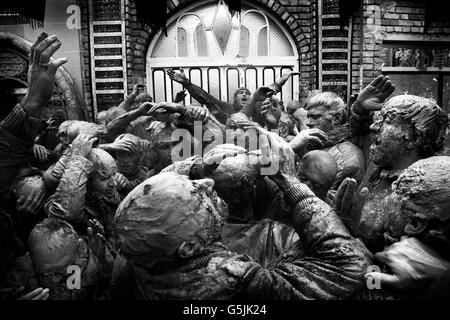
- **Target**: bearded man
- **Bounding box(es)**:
[335,78,449,253]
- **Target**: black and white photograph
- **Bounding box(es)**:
[0,0,450,309]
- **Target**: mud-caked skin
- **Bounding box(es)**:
[339,82,449,252]
[115,171,369,300]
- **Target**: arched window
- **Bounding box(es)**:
[195,24,208,56]
[258,27,268,56]
[177,27,188,57]
[147,0,299,104]
[239,25,249,57]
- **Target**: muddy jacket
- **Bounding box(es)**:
[344,105,405,252]
[278,111,299,141]
[162,157,291,224]
[140,162,370,299]
[44,155,121,242]
[0,104,45,206]
[182,81,238,125]
[0,104,44,286]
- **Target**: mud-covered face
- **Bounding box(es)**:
[383,191,415,242]
[369,110,412,167]
[117,151,141,176]
[298,166,329,200]
[306,105,334,132]
[234,89,250,109]
[91,171,118,198]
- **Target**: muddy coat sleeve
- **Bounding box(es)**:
[0,104,46,205]
[45,155,93,224]
[183,81,233,125]
[348,103,375,160]
[242,182,369,299]
[43,148,72,190]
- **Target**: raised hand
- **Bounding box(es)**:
[365,237,450,291]
[334,177,357,220]
[236,120,295,176]
[145,120,164,133]
[149,102,185,115]
[18,287,50,300]
[70,134,97,158]
[137,101,156,116]
[87,218,106,263]
[288,128,329,155]
[191,144,247,179]
[16,187,45,216]
[32,144,49,162]
[21,33,68,116]
[115,172,131,191]
[174,89,187,103]
[355,75,395,113]
[167,68,189,85]
[260,98,281,129]
[105,139,136,153]
[186,105,210,123]
[274,71,301,91]
[132,84,146,95]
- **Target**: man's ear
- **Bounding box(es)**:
[332,110,344,125]
[177,241,201,259]
[404,216,428,237]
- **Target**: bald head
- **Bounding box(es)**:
[299,150,338,199]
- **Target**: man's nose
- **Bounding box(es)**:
[108,177,117,187]
[369,120,381,133]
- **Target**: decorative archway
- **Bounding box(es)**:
[146,0,300,105]
[0,32,86,122]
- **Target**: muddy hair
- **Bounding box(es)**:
[305,91,347,123]
[385,95,449,157]
[31,218,76,240]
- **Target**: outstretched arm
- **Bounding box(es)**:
[167,68,233,124]
[106,102,154,141]
[45,134,97,224]
[349,75,395,137]
[117,84,146,112]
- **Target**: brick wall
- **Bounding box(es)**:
[351,0,450,95]
[79,0,93,119]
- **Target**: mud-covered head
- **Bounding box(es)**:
[111,133,148,177]
[133,93,153,109]
[286,100,301,115]
[10,167,45,205]
[232,87,251,111]
[87,148,118,199]
[369,95,449,168]
[64,121,107,145]
[305,92,346,132]
[298,150,338,200]
[57,120,77,148]
[209,152,260,211]
[147,122,179,172]
[114,172,228,266]
[29,218,101,299]
[383,156,450,258]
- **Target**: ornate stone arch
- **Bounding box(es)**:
[0,32,86,121]
[126,0,314,93]
[143,0,307,103]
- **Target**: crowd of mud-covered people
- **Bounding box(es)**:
[1,32,450,300]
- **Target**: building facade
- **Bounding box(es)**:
[1,0,450,123]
